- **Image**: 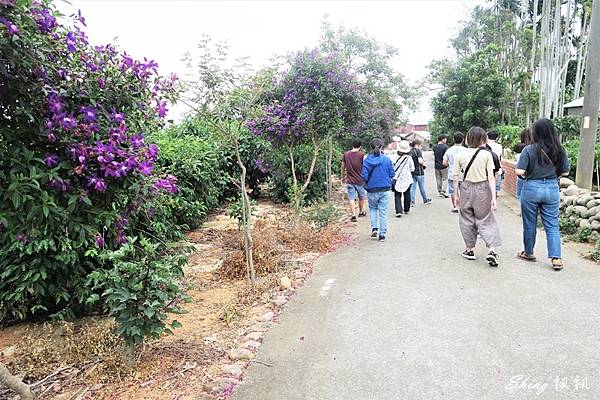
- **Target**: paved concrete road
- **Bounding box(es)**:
[232,152,600,400]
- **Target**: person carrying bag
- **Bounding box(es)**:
[392,140,415,217]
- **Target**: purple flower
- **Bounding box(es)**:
[48,132,56,142]
[116,232,127,245]
[94,179,107,192]
[32,7,57,33]
[75,9,87,26]
[48,178,70,192]
[16,233,28,244]
[147,207,155,219]
[95,234,105,248]
[43,153,59,167]
[0,0,15,6]
[139,161,153,176]
[65,32,77,52]
[155,100,168,118]
[61,114,77,130]
[130,132,144,149]
[83,60,98,72]
[98,77,106,89]
[111,110,124,124]
[114,217,129,230]
[87,176,107,192]
[1,17,18,36]
[33,66,47,80]
[80,106,97,123]
[255,159,271,173]
[47,92,63,113]
[147,144,159,160]
[155,175,178,193]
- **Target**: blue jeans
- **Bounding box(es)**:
[368,191,391,236]
[496,173,504,193]
[411,175,430,204]
[516,177,524,200]
[520,179,561,258]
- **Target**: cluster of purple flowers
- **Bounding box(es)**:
[2,1,181,251]
[154,175,178,194]
[31,6,56,33]
[0,16,18,36]
[255,159,271,174]
[248,49,362,145]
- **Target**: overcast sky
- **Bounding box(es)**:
[62,0,486,124]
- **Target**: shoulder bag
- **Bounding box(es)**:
[463,149,482,181]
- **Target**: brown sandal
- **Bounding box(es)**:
[551,258,564,270]
[517,251,536,262]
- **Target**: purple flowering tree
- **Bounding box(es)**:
[0,0,185,349]
[248,49,363,209]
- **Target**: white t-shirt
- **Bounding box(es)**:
[443,145,465,180]
[489,142,503,174]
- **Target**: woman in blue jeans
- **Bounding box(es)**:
[362,138,395,242]
[515,119,570,270]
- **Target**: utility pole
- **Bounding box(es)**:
[575,0,600,189]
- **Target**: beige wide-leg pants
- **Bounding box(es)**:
[459,181,502,249]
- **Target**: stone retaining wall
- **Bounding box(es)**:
[560,178,600,241]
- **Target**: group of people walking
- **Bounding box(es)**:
[341,118,570,270]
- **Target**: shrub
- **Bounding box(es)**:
[495,125,522,154]
[161,115,270,199]
[303,201,342,229]
[559,215,578,235]
[0,0,184,346]
[227,196,257,229]
[268,143,328,204]
[87,237,189,347]
[150,128,229,229]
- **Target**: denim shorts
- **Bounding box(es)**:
[347,184,366,200]
[448,179,462,195]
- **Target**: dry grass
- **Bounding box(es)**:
[12,320,128,385]
[279,220,336,254]
[220,219,288,280]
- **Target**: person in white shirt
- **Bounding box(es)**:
[443,132,465,213]
[392,141,415,217]
[487,130,503,195]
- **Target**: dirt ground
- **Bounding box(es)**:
[0,198,354,400]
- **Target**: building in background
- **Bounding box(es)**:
[563,97,600,116]
[386,123,431,152]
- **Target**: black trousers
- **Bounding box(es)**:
[393,184,412,213]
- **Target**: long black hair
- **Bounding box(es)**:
[532,118,565,169]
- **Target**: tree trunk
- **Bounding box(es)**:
[287,144,303,212]
[574,13,589,100]
[326,136,333,201]
[538,0,548,118]
[0,363,35,400]
[235,139,255,287]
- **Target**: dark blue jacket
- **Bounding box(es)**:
[361,153,395,192]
